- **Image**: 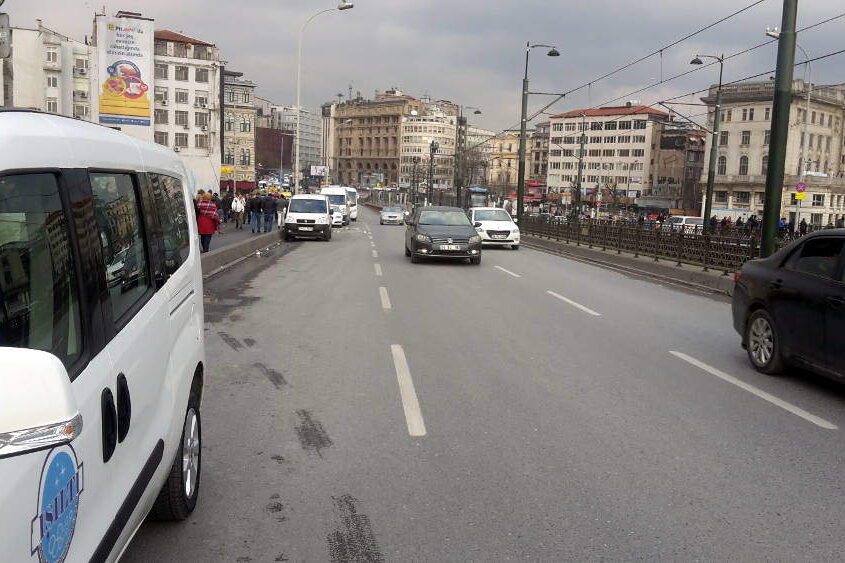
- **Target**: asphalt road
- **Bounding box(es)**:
[124,206,845,562]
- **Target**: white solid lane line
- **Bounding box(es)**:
[670,351,838,430]
[379,286,392,310]
[494,265,522,278]
[370,241,376,247]
[372,249,378,258]
[374,263,383,276]
[390,344,427,436]
[546,290,601,317]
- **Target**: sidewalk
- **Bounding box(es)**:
[207,217,282,253]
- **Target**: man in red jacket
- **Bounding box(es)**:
[196,192,220,252]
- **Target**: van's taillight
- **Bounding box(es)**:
[733,271,742,283]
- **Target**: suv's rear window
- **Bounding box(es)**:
[0,173,83,369]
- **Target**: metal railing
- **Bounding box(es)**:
[521,216,761,273]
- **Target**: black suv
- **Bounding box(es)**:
[404,206,483,264]
[732,230,845,379]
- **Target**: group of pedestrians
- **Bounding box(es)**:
[192,189,289,253]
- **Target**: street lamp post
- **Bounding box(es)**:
[294,1,353,194]
[411,156,420,208]
[690,53,724,233]
[517,42,559,222]
[428,140,439,205]
[455,105,481,208]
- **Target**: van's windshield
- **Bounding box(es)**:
[289,199,327,213]
[347,192,358,205]
[325,194,346,206]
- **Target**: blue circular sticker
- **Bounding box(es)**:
[31,445,84,563]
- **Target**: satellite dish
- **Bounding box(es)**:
[410,110,418,116]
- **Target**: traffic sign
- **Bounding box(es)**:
[796,182,807,193]
[794,192,806,200]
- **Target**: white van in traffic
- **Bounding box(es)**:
[284,194,333,240]
[346,187,359,221]
[0,110,206,562]
[320,185,350,225]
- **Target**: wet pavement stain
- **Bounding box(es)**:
[243,338,256,347]
[294,410,333,457]
[271,455,285,464]
[218,331,243,351]
[274,554,290,562]
[326,495,384,563]
[254,362,288,389]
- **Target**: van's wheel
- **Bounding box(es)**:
[746,309,784,375]
[512,245,520,250]
[324,229,332,241]
[149,393,201,521]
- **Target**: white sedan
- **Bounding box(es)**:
[469,207,520,249]
[380,206,405,225]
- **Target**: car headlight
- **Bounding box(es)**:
[469,235,481,243]
[415,234,431,242]
[512,228,519,234]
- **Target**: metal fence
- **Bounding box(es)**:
[521,217,761,273]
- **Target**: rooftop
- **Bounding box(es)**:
[550,105,670,119]
[155,29,214,47]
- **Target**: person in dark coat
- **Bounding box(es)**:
[260,193,277,233]
[249,193,263,233]
[799,218,808,235]
[222,192,234,222]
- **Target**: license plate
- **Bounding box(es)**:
[439,244,460,251]
[299,226,314,231]
[491,234,507,239]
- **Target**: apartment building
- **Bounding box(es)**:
[529,122,550,188]
[398,109,456,190]
[152,30,221,192]
[637,127,706,211]
[489,130,522,194]
[545,105,669,200]
[465,124,495,187]
[0,20,91,120]
[222,70,257,191]
[700,80,845,224]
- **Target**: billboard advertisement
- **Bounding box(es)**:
[97,17,153,126]
[310,165,329,177]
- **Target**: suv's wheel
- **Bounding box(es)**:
[470,256,482,265]
[410,253,421,263]
[150,393,201,520]
[404,245,411,257]
[746,309,784,375]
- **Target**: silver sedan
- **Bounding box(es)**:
[380,206,406,225]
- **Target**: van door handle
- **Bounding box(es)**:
[116,374,131,443]
[101,388,118,463]
[828,295,845,308]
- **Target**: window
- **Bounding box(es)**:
[588,149,601,157]
[715,190,728,203]
[0,173,83,368]
[633,120,647,130]
[195,68,209,83]
[590,122,603,131]
[46,48,58,63]
[604,136,616,144]
[819,113,825,126]
[241,117,252,132]
[154,41,168,56]
[764,130,771,145]
[762,155,768,175]
[602,149,615,157]
[240,149,251,165]
[74,58,88,70]
[154,109,169,124]
[90,173,150,320]
[726,110,732,122]
[632,135,646,143]
[147,174,190,278]
[195,134,208,149]
[550,137,563,144]
[765,107,770,120]
[717,156,727,175]
[154,86,168,103]
[817,135,822,150]
[735,191,750,204]
[173,42,188,58]
[552,123,563,131]
[811,111,816,124]
[617,135,631,143]
[719,131,729,146]
[550,149,561,157]
[741,131,751,145]
[826,136,831,153]
[618,149,630,157]
[786,238,845,279]
[563,137,575,144]
[154,131,168,145]
[46,74,58,88]
[604,121,617,130]
[223,148,234,165]
[195,112,209,127]
[801,132,806,148]
[618,121,631,130]
[631,149,644,157]
[46,98,58,113]
[812,194,825,207]
[738,156,749,175]
[742,109,748,121]
[748,108,754,121]
[242,91,251,104]
[174,89,189,104]
[590,136,602,143]
[175,111,189,126]
[155,63,168,80]
[194,45,211,61]
[174,133,188,147]
[565,123,576,131]
[73,104,89,119]
[175,66,189,81]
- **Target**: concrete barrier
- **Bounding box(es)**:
[201,230,283,276]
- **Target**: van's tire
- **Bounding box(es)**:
[324,229,332,241]
[512,245,520,250]
[149,392,201,521]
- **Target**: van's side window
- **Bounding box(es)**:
[148,173,190,277]
[0,173,83,368]
[90,172,151,320]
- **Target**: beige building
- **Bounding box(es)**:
[222,70,257,190]
[529,122,550,188]
[489,130,521,194]
[700,80,845,224]
[399,108,456,191]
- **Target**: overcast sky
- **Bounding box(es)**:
[9,0,844,131]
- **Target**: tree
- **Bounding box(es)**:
[602,181,623,215]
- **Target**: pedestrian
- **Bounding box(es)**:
[249,192,263,233]
[799,218,808,236]
[276,194,287,229]
[231,192,246,229]
[837,216,844,229]
[261,191,277,233]
[194,189,205,216]
[196,193,220,253]
[222,191,234,222]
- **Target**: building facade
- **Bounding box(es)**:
[637,127,706,212]
[0,20,92,120]
[399,109,456,190]
[700,80,845,224]
[489,130,521,195]
[464,124,495,187]
[222,70,257,191]
[529,121,550,191]
[152,30,221,192]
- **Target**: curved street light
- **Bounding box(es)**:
[294,2,354,193]
[691,53,724,232]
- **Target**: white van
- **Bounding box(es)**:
[663,215,704,232]
[346,187,359,221]
[0,111,205,561]
[320,185,350,225]
[284,194,333,241]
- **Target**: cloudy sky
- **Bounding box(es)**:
[9,0,844,131]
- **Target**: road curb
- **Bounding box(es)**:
[201,230,284,278]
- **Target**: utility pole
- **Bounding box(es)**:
[690,53,724,233]
[411,156,419,208]
[573,113,586,218]
[428,140,438,206]
[455,115,467,208]
[761,0,797,257]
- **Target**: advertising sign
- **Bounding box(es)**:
[97,17,153,126]
[0,13,10,59]
[794,192,806,200]
[310,165,329,177]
